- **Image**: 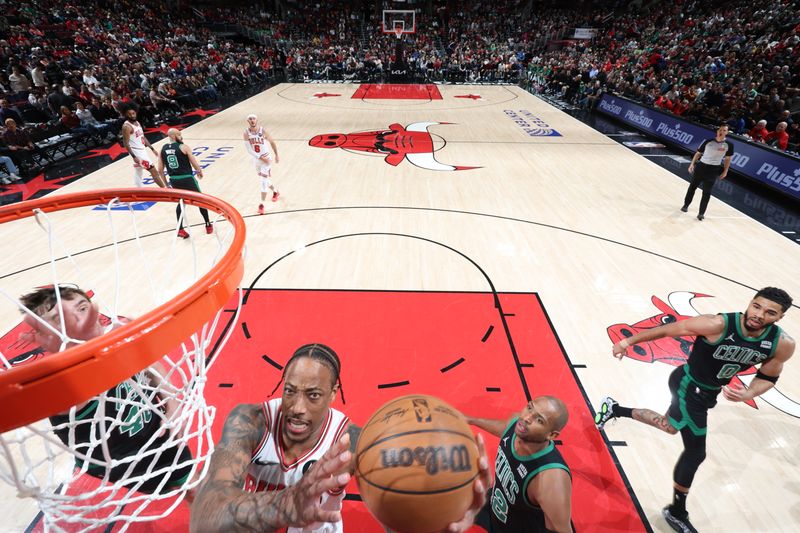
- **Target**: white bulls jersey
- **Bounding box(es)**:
[245,126,270,158]
[244,398,349,533]
[126,121,146,151]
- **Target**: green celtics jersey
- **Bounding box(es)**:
[488,418,571,532]
[49,372,163,471]
[160,142,193,178]
[688,312,781,388]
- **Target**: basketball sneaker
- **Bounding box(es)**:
[205,223,213,234]
[680,205,688,213]
[177,228,190,239]
[662,505,698,533]
[272,191,280,202]
[257,204,265,215]
[594,397,619,430]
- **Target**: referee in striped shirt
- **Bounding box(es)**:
[681,124,734,221]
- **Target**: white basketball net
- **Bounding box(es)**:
[0,196,243,532]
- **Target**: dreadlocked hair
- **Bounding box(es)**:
[269,343,345,403]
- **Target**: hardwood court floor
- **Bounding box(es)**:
[1,84,798,532]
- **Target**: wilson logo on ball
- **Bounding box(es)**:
[380,445,472,475]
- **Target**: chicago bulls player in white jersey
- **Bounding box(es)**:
[122,106,166,188]
[244,397,349,533]
[191,344,491,533]
[243,113,280,215]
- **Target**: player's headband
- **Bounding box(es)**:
[246,114,257,120]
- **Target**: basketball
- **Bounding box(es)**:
[355,394,479,533]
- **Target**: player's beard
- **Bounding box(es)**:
[742,311,768,335]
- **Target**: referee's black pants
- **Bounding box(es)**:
[683,162,722,215]
[170,176,210,227]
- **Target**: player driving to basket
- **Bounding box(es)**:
[191,343,491,533]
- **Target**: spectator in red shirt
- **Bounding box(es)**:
[748,120,769,142]
[60,106,92,137]
[764,122,789,151]
[655,94,674,112]
[673,99,690,117]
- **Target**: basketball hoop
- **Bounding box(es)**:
[382,9,416,39]
[0,188,245,531]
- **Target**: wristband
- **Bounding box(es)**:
[755,370,778,384]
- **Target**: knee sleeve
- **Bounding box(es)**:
[260,176,272,192]
[673,430,706,488]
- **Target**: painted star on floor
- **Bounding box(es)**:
[80,143,129,161]
[144,123,189,136]
[181,108,219,118]
[0,172,80,202]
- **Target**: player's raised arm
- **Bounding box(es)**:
[190,404,351,533]
[464,414,515,438]
[612,314,725,360]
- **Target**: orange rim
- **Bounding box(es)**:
[0,188,245,432]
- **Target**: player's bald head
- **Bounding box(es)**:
[167,128,182,141]
[540,395,569,431]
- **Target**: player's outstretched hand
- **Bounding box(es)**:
[612,340,628,360]
[281,433,352,526]
[722,382,750,403]
[442,433,491,533]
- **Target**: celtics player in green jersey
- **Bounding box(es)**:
[465,396,572,533]
[157,128,212,239]
[595,287,795,533]
[19,285,193,494]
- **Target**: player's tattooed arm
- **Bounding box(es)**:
[347,423,361,454]
[190,405,352,533]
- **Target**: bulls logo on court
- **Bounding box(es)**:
[607,291,800,418]
[308,122,479,171]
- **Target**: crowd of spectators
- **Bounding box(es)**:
[208,0,799,153]
[0,0,275,178]
[529,0,800,152]
[1,0,798,183]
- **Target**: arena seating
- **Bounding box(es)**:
[1,0,797,179]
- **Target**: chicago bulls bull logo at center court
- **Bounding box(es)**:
[308,122,479,171]
[607,291,800,418]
